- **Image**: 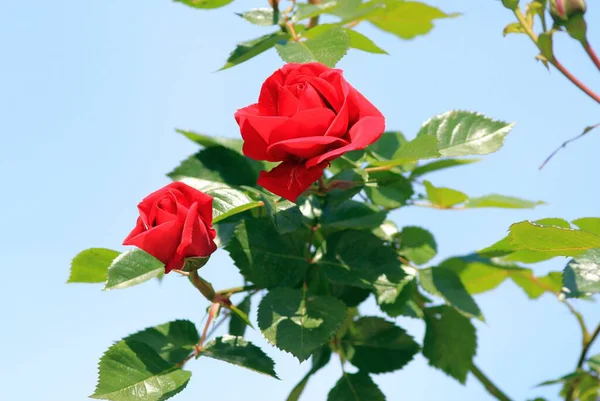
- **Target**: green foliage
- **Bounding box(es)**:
[364,171,414,209]
[105,250,164,290]
[319,230,406,290]
[419,267,484,320]
[125,320,199,365]
[229,295,252,337]
[398,226,437,265]
[261,196,304,234]
[410,158,480,177]
[239,8,279,26]
[423,180,468,208]
[258,288,347,361]
[321,200,387,232]
[200,335,278,378]
[91,340,191,401]
[68,248,119,283]
[176,129,243,152]
[342,317,419,373]
[366,1,458,40]
[327,372,386,401]
[423,306,477,384]
[226,218,309,288]
[465,195,544,209]
[174,0,234,9]
[563,249,600,297]
[346,29,388,54]
[417,110,515,157]
[276,26,350,67]
[221,32,289,70]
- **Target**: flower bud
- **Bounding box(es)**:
[501,0,520,10]
[550,0,586,21]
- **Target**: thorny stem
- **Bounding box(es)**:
[308,0,321,28]
[566,323,600,401]
[471,364,514,401]
[513,9,600,105]
[285,19,300,41]
[583,41,600,72]
[177,302,220,367]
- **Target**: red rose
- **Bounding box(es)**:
[235,62,385,201]
[123,182,217,273]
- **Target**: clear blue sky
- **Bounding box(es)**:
[1,1,599,400]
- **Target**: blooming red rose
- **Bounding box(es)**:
[123,182,217,273]
[234,62,385,201]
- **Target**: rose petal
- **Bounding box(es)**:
[123,220,182,270]
[170,182,214,225]
[277,85,299,117]
[297,83,327,111]
[258,69,286,115]
[270,108,336,144]
[267,136,348,160]
[257,160,327,202]
[284,63,329,85]
[324,79,351,138]
[306,115,385,168]
[171,202,217,272]
[235,109,271,160]
[303,76,343,111]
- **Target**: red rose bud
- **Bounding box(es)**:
[234,62,385,202]
[550,0,586,21]
[123,182,217,273]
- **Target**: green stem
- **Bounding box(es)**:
[216,284,258,296]
[189,270,216,301]
[470,364,514,401]
[512,9,600,105]
[566,323,600,401]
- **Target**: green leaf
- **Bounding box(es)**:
[276,26,350,67]
[417,110,515,157]
[367,0,458,40]
[370,135,441,167]
[423,180,468,208]
[399,226,437,265]
[503,22,526,36]
[174,0,234,9]
[509,221,600,255]
[221,32,289,70]
[368,131,408,160]
[364,171,414,209]
[175,130,243,153]
[229,296,252,337]
[261,196,303,234]
[319,230,406,290]
[573,218,600,235]
[440,255,513,294]
[105,250,164,290]
[465,195,544,209]
[294,1,340,21]
[343,317,419,373]
[167,147,261,186]
[179,178,262,223]
[563,249,600,297]
[419,267,484,320]
[125,320,199,365]
[379,279,424,318]
[321,200,387,232]
[239,8,278,26]
[588,354,600,372]
[327,372,385,401]
[225,218,309,288]
[346,29,387,54]
[200,335,278,378]
[286,347,332,401]
[258,288,346,361]
[423,306,477,384]
[91,340,191,401]
[510,271,562,299]
[68,248,120,283]
[410,158,480,178]
[538,31,554,60]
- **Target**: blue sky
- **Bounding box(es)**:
[1,1,600,400]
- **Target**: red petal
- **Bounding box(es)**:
[277,85,299,117]
[123,220,182,270]
[270,108,336,144]
[306,115,385,168]
[257,160,327,202]
[267,136,347,160]
[170,202,217,272]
